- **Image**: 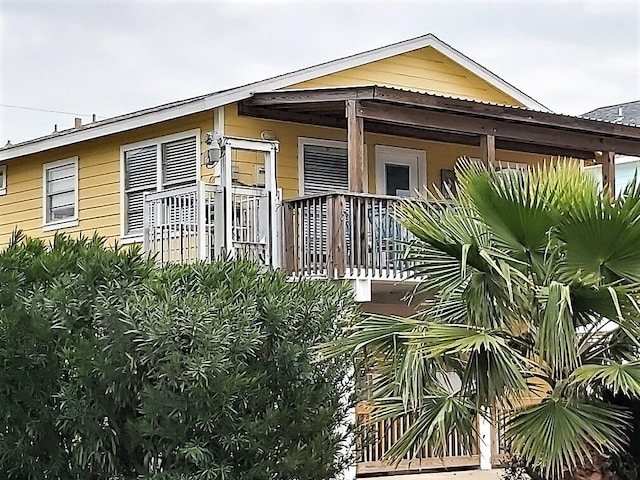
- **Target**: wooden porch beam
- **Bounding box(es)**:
[243,86,376,106]
[356,101,640,156]
[480,135,496,165]
[495,139,593,159]
[238,103,345,129]
[347,100,366,193]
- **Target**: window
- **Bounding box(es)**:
[0,164,6,195]
[299,138,349,194]
[43,157,78,230]
[121,131,199,238]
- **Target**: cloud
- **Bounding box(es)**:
[1,0,638,143]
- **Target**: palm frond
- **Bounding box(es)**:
[404,323,530,403]
[536,281,578,375]
[368,394,478,462]
[506,398,630,478]
[569,362,640,397]
[315,314,421,360]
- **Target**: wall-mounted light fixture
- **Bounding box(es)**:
[260,130,277,141]
[204,131,224,168]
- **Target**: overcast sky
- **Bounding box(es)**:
[1,0,639,145]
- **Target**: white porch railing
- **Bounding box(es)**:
[143,182,275,266]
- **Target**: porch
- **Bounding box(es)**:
[144,85,640,279]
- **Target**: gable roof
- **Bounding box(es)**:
[0,33,549,161]
[582,100,640,126]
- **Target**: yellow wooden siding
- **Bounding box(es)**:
[0,112,217,247]
[289,47,524,106]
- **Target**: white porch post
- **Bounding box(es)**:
[197,181,207,261]
[479,408,493,470]
[264,143,279,267]
[142,191,150,255]
[222,141,234,256]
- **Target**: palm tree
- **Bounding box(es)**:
[319,159,640,479]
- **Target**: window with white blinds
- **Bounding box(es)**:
[301,142,348,194]
[122,132,198,236]
[43,157,78,229]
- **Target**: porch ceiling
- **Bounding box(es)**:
[238,86,640,158]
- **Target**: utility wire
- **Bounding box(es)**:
[0,103,106,119]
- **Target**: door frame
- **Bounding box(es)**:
[374,145,426,196]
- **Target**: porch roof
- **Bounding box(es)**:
[239,86,640,158]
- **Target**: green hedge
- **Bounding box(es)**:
[0,233,358,479]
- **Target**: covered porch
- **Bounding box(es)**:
[239,85,640,288]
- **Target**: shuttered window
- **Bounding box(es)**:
[123,133,198,236]
[162,137,197,187]
[43,157,78,228]
[302,143,348,194]
[124,145,157,234]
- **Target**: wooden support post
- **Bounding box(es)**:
[346,100,366,193]
[479,134,496,166]
[328,195,345,278]
[599,151,616,194]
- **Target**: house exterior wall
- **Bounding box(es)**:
[0,112,216,247]
[289,46,525,107]
[0,104,547,247]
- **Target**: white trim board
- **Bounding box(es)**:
[1,34,549,161]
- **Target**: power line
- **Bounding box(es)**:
[0,103,106,118]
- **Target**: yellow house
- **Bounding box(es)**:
[2,33,640,478]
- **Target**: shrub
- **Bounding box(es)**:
[0,233,357,479]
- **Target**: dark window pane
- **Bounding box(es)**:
[385,164,410,196]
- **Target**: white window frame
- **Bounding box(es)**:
[119,129,201,242]
[0,164,6,195]
[42,157,79,231]
[375,145,426,196]
[298,137,368,195]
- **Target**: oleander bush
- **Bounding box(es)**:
[0,232,357,479]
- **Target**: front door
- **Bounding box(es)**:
[375,145,424,196]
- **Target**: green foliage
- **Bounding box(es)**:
[319,159,640,479]
[0,232,357,479]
